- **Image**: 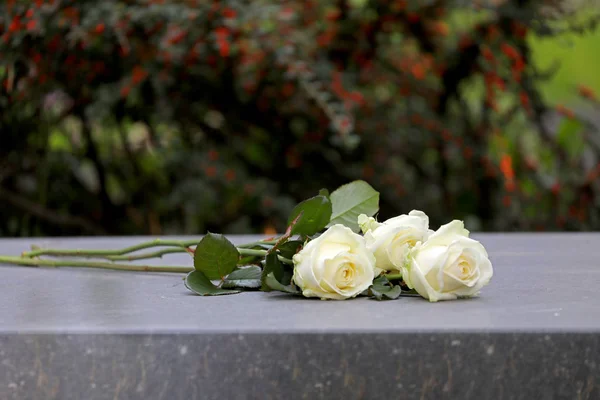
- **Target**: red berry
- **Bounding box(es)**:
[218,39,230,57]
[407,13,419,23]
[131,66,148,84]
[26,20,37,31]
[9,17,21,32]
[214,27,230,38]
[224,169,236,182]
[500,43,519,59]
[120,86,131,98]
[481,47,495,62]
[578,85,596,100]
[520,92,529,107]
[411,63,426,80]
[205,166,217,178]
[222,8,236,18]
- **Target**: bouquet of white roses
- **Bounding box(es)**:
[0,181,493,302]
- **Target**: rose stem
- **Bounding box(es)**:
[110,249,287,263]
[238,249,293,264]
[384,273,403,281]
[107,248,190,261]
[22,239,201,258]
[0,256,193,273]
[236,239,278,248]
[10,244,292,270]
[24,246,289,264]
[22,238,280,259]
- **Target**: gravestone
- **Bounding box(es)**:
[0,234,599,399]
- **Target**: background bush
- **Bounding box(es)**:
[1,0,599,236]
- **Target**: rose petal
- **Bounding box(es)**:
[427,220,470,246]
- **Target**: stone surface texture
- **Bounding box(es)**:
[0,234,599,399]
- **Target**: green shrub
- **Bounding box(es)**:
[1,0,599,235]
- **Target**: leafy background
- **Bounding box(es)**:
[1,0,599,236]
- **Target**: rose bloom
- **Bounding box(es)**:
[292,224,376,300]
[402,220,493,302]
[358,210,431,274]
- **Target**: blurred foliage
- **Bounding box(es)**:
[1,0,600,236]
[530,27,600,102]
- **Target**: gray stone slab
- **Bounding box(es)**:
[1,333,598,400]
[0,234,599,399]
[1,234,599,333]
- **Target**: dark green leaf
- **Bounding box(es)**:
[287,195,332,236]
[369,275,402,300]
[193,233,240,280]
[319,188,330,198]
[185,271,241,296]
[328,180,380,232]
[277,240,303,259]
[280,267,293,286]
[222,265,262,289]
[261,253,284,292]
[399,289,421,297]
[265,273,300,294]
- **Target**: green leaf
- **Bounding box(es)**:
[222,266,262,289]
[265,273,300,294]
[328,180,379,232]
[261,253,293,291]
[277,240,303,259]
[48,130,72,152]
[287,195,332,236]
[369,276,402,300]
[193,233,239,280]
[319,188,330,198]
[280,267,293,286]
[185,271,241,296]
[261,253,284,292]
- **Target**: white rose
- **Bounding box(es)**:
[292,224,376,300]
[403,220,493,302]
[359,210,431,274]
